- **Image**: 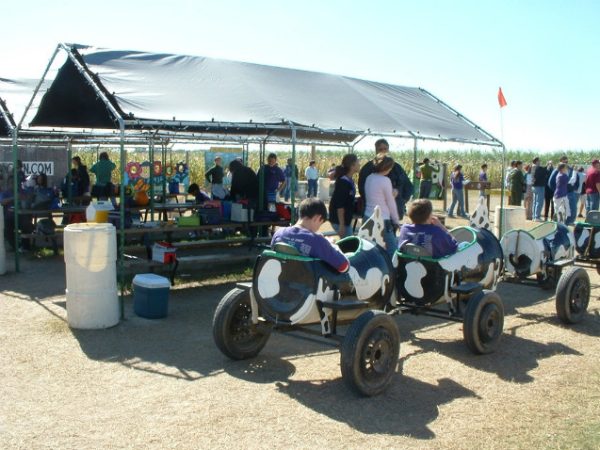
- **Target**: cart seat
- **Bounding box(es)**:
[399,243,432,257]
[450,226,476,244]
[585,211,600,226]
[273,242,302,256]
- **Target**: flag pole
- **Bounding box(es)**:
[498,87,507,238]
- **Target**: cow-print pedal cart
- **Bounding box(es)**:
[500,221,590,324]
[213,209,506,396]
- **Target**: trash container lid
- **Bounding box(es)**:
[133,273,171,289]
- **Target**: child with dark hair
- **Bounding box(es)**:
[188,183,211,204]
[329,154,360,238]
[271,198,349,273]
[90,151,116,199]
[398,199,458,258]
[72,156,90,195]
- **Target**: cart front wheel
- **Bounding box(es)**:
[463,290,504,354]
[341,310,400,396]
[212,288,271,360]
[556,267,590,324]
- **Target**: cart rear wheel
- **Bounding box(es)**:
[340,310,400,396]
[463,290,504,354]
[213,288,270,360]
[556,267,590,324]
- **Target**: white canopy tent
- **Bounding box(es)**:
[8,42,505,287]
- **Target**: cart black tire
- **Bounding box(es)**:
[555,266,590,324]
[463,290,504,354]
[212,287,270,360]
[340,310,400,396]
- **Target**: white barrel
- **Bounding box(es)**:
[297,180,308,198]
[318,177,330,202]
[494,206,527,238]
[64,223,118,329]
[0,204,6,275]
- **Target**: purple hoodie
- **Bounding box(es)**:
[554,172,568,198]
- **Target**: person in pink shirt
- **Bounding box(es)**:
[364,154,401,256]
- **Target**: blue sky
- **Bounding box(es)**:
[1,0,598,151]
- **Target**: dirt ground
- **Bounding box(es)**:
[1,249,600,450]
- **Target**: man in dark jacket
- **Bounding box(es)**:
[532,157,548,221]
[358,139,413,219]
[228,159,258,203]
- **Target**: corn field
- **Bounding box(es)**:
[73,147,599,189]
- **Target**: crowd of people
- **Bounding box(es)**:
[505,156,599,224]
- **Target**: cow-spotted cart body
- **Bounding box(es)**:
[394,226,504,355]
[500,221,590,324]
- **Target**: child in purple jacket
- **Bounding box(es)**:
[271,198,349,272]
[399,199,458,258]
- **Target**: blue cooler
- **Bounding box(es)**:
[133,274,171,319]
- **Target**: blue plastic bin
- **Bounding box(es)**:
[133,274,170,319]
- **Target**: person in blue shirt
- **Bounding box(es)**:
[399,199,458,258]
[258,153,285,205]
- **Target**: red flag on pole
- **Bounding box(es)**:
[498,87,507,108]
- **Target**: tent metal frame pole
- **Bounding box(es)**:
[118,119,126,320]
[417,88,503,146]
[412,137,418,198]
[66,140,73,205]
[17,45,61,129]
[60,44,124,124]
[258,141,265,212]
[0,97,16,130]
[499,144,506,238]
[11,130,19,272]
[149,138,155,221]
[161,141,167,207]
[350,134,368,152]
[289,122,297,223]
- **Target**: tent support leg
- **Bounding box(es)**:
[290,123,297,223]
[412,138,418,199]
[118,120,126,320]
[12,131,19,272]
